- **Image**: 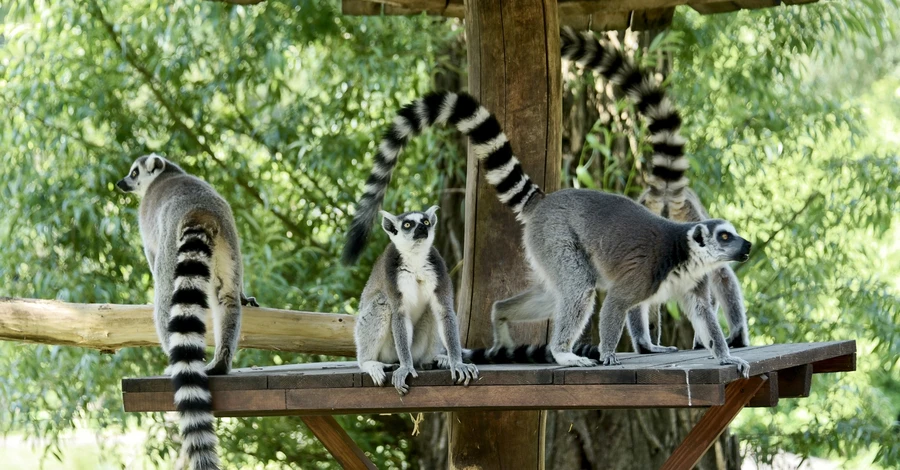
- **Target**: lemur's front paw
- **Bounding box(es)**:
[241,294,260,307]
[599,352,621,367]
[445,361,479,386]
[554,352,598,367]
[434,354,452,369]
[720,356,750,378]
[360,361,388,387]
[392,366,418,396]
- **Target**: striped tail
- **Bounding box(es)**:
[342,91,543,264]
[169,225,219,470]
[462,343,598,364]
[561,27,689,197]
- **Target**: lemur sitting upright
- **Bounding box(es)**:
[343,90,752,378]
[350,206,478,395]
[116,154,256,470]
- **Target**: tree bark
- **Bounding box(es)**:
[450,1,561,468]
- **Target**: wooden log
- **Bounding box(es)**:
[0,297,356,356]
[450,1,562,469]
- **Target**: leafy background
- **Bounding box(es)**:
[0,0,897,468]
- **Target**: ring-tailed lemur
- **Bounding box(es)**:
[344,91,751,377]
[352,206,478,395]
[559,27,750,354]
[117,154,250,470]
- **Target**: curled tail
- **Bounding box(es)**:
[462,343,598,364]
[169,224,219,470]
[561,27,688,199]
[342,91,543,264]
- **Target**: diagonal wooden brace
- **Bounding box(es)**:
[660,374,768,470]
[301,416,376,470]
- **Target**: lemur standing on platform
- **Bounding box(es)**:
[344,90,751,377]
[347,206,478,395]
[117,154,256,470]
[560,27,750,353]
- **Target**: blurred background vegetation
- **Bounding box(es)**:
[0,0,897,468]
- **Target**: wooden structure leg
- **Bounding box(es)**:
[301,416,376,470]
[660,375,768,470]
[450,0,561,469]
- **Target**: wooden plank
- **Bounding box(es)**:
[341,0,381,15]
[734,0,782,9]
[342,0,810,17]
[747,371,779,408]
[0,297,356,356]
[123,389,287,413]
[660,375,768,470]
[286,384,724,414]
[630,7,676,30]
[301,416,377,470]
[690,2,741,14]
[776,364,812,398]
[812,353,856,373]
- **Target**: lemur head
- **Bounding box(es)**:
[688,219,751,267]
[116,154,171,198]
[380,206,439,254]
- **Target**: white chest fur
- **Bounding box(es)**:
[645,259,709,305]
[396,260,438,323]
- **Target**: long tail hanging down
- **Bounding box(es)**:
[342,92,543,264]
[560,27,689,197]
[168,226,219,470]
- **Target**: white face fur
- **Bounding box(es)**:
[380,206,439,256]
[688,220,751,267]
[116,154,167,198]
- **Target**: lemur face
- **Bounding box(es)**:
[689,219,751,266]
[380,206,439,253]
[116,154,166,198]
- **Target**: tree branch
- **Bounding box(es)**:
[0,297,355,356]
[87,1,319,245]
[734,191,823,274]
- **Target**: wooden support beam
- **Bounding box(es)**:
[776,364,813,398]
[0,297,356,356]
[660,375,768,470]
[689,2,741,14]
[748,371,779,408]
[450,0,561,468]
[301,416,377,470]
[812,353,856,373]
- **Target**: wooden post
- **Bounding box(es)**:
[450,0,561,468]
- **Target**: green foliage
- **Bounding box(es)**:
[1,0,898,468]
[0,0,460,467]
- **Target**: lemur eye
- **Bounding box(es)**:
[721,233,730,241]
[403,222,412,229]
[423,220,430,226]
[130,169,138,178]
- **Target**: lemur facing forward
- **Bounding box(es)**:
[351,207,478,395]
[560,28,750,353]
[343,91,751,377]
[117,154,255,470]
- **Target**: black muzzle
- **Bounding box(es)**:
[736,240,752,262]
[413,224,429,240]
[116,179,131,192]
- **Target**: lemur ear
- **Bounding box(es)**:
[425,205,439,226]
[146,154,165,173]
[692,225,707,247]
[380,211,399,236]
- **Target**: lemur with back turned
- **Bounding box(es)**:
[559,28,750,353]
[346,202,477,394]
[117,154,256,470]
[343,89,752,377]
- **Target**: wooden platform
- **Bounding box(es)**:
[123,341,855,416]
